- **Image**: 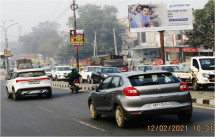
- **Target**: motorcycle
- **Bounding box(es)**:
[69,79,80,93]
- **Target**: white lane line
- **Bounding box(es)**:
[193,105,215,110]
[38,106,53,113]
[74,119,106,132]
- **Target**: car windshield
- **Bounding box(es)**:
[129,73,180,86]
[17,71,46,77]
[162,66,180,72]
[105,62,125,67]
[44,68,51,72]
[88,67,98,72]
[138,66,153,71]
[200,58,215,70]
[18,64,32,69]
[57,67,71,71]
[101,68,121,73]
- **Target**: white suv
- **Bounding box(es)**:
[6,68,52,100]
[51,66,72,81]
[80,66,102,83]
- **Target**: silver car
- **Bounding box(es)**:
[88,71,192,128]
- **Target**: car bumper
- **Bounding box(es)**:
[16,87,51,96]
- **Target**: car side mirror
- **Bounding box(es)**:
[92,86,98,91]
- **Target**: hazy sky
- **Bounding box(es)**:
[0,0,209,43]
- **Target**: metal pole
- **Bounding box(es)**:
[159,31,165,65]
[72,0,79,72]
[94,30,97,56]
[113,28,118,55]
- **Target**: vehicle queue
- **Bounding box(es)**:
[4,56,214,128]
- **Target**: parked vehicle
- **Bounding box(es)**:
[91,67,121,84]
[43,67,52,78]
[153,65,180,72]
[173,63,191,83]
[190,56,215,90]
[90,54,128,72]
[5,68,52,100]
[51,66,71,81]
[80,66,102,83]
[88,71,192,128]
[132,65,153,71]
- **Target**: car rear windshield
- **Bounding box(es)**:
[57,67,71,71]
[129,73,180,86]
[17,71,46,77]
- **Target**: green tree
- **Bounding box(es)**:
[183,0,214,49]
[67,4,126,59]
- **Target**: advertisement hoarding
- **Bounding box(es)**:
[70,30,84,46]
[128,3,193,32]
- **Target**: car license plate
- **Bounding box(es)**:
[75,83,79,86]
[28,81,40,84]
[151,102,172,108]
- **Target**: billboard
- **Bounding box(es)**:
[128,3,193,32]
[70,30,84,46]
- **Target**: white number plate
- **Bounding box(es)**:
[151,102,172,108]
[28,81,40,84]
[75,83,79,86]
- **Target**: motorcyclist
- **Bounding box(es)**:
[66,68,80,85]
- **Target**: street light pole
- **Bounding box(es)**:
[0,20,18,74]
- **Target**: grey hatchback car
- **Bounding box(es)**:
[88,71,192,128]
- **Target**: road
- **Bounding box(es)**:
[1,80,214,136]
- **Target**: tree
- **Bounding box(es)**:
[183,0,214,49]
[67,4,126,59]
[18,21,63,62]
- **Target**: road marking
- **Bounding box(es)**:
[193,105,215,110]
[73,119,106,132]
[38,106,53,113]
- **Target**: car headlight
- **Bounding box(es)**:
[202,73,209,78]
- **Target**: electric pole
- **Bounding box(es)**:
[113,28,118,55]
[71,0,79,71]
[94,30,97,56]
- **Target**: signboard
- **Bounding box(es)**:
[164,48,180,53]
[4,49,11,56]
[182,47,198,52]
[70,30,84,46]
[170,59,179,64]
[128,3,193,32]
[154,59,163,66]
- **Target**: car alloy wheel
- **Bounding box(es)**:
[115,106,129,128]
[6,88,12,99]
[89,101,100,120]
[87,76,91,83]
[91,78,94,84]
[13,89,18,101]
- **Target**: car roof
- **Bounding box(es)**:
[100,67,118,69]
[14,68,44,73]
[154,65,179,67]
[54,66,71,68]
[192,56,215,59]
[109,70,171,77]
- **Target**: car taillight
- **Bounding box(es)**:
[179,82,188,92]
[16,77,50,83]
[123,87,139,96]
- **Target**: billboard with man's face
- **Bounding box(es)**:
[128,3,193,32]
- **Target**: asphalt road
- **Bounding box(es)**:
[1,80,214,136]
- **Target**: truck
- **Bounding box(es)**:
[16,58,33,69]
[190,56,215,90]
[90,54,128,72]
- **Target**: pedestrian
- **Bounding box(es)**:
[130,5,152,28]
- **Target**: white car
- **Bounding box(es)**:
[6,68,52,100]
[132,65,153,71]
[51,66,72,81]
[80,66,102,83]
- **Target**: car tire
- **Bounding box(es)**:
[87,76,91,84]
[6,88,12,99]
[80,77,84,83]
[89,101,101,120]
[55,76,58,81]
[115,106,129,128]
[177,109,192,123]
[12,89,19,101]
[46,88,52,98]
[91,78,94,84]
[51,75,55,81]
[192,79,199,91]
